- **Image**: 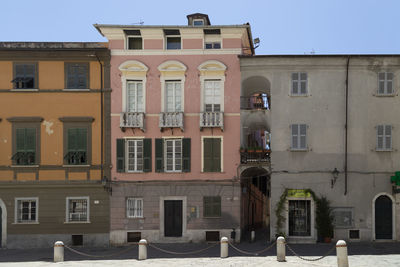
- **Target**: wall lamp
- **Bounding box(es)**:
[331,168,339,188]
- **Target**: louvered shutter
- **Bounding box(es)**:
[300,73,307,94]
[182,138,191,172]
[291,124,298,149]
[385,125,392,150]
[292,73,299,94]
[377,125,384,150]
[203,138,213,172]
[116,139,125,172]
[300,124,307,149]
[16,128,26,152]
[143,138,152,172]
[155,138,164,172]
[386,73,393,94]
[213,138,221,172]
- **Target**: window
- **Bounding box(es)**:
[124,29,142,50]
[13,128,36,165]
[291,124,307,150]
[65,128,88,165]
[164,29,181,50]
[155,138,190,173]
[127,81,144,112]
[116,139,151,173]
[289,200,311,236]
[205,42,221,49]
[193,19,204,26]
[377,125,392,151]
[204,80,221,112]
[126,139,143,172]
[291,72,307,95]
[203,138,221,172]
[12,63,37,89]
[65,63,89,89]
[378,72,394,95]
[66,197,89,222]
[165,81,182,112]
[203,196,221,217]
[165,139,182,172]
[15,198,38,223]
[126,198,143,218]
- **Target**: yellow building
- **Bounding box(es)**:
[0,42,111,248]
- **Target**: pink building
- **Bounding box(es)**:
[95,14,254,244]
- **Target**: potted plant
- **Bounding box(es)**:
[247,147,255,153]
[255,146,263,153]
[315,196,334,243]
[239,147,246,153]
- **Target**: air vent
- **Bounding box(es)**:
[127,232,141,243]
[164,29,180,35]
[349,230,360,239]
[204,29,221,35]
[124,30,141,36]
[72,235,83,246]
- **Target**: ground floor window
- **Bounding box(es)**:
[66,197,89,222]
[126,197,143,218]
[15,198,38,223]
[288,200,311,236]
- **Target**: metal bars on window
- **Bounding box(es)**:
[16,199,37,223]
[68,198,88,222]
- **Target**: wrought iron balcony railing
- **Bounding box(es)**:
[120,112,145,131]
[200,112,224,131]
[241,95,269,110]
[64,151,87,165]
[159,112,184,131]
[240,150,270,164]
[12,152,36,165]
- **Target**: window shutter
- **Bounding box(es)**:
[143,138,152,172]
[213,138,221,172]
[300,124,307,149]
[77,128,87,151]
[292,73,298,94]
[116,139,125,172]
[291,124,298,149]
[387,73,393,94]
[67,129,77,151]
[25,128,36,152]
[385,125,392,150]
[77,65,87,89]
[203,138,213,172]
[182,138,191,172]
[155,138,164,172]
[377,125,384,150]
[16,128,26,152]
[67,64,75,88]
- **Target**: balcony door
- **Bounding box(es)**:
[165,81,182,112]
[204,80,221,112]
[127,81,144,112]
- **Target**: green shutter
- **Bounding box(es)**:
[213,138,221,172]
[203,196,221,217]
[182,138,191,172]
[77,128,87,152]
[67,63,87,89]
[155,138,164,172]
[25,128,36,152]
[16,128,26,152]
[116,139,125,172]
[143,138,152,172]
[203,138,213,172]
[67,128,77,151]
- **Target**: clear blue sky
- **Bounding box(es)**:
[1,0,399,55]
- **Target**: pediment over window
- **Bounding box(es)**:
[158,60,187,75]
[119,60,149,76]
[198,60,227,76]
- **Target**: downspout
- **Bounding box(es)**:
[95,54,104,182]
[344,56,350,195]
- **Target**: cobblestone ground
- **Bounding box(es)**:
[0,241,399,266]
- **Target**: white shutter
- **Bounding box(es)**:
[377,125,384,150]
[300,124,307,149]
[292,73,299,95]
[291,124,298,149]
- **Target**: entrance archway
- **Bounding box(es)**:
[0,198,6,248]
[373,193,394,240]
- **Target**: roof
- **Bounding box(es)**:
[0,42,108,50]
[240,54,400,58]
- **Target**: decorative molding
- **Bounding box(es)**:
[7,117,43,123]
[59,117,94,123]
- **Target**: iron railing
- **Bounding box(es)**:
[240,150,270,164]
[12,152,36,165]
[241,96,269,110]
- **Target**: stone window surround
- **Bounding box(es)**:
[14,197,39,224]
[7,117,43,166]
[65,196,90,223]
[12,62,39,90]
[59,117,94,166]
[64,62,90,90]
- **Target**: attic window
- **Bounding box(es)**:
[124,30,142,50]
[12,63,37,89]
[204,29,221,35]
[193,19,204,26]
[164,29,181,50]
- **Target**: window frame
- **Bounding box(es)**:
[201,136,223,172]
[291,72,308,96]
[12,62,38,90]
[64,62,90,90]
[126,80,145,112]
[205,42,221,49]
[203,79,222,112]
[203,196,221,218]
[126,197,144,218]
[164,80,183,112]
[291,124,308,151]
[165,35,182,50]
[164,138,183,172]
[377,72,394,96]
[126,139,144,172]
[14,197,39,224]
[193,19,205,26]
[376,124,392,151]
[65,196,90,223]
[126,36,143,50]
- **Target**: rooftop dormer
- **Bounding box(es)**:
[186,13,211,26]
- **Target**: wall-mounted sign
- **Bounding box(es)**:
[287,189,311,198]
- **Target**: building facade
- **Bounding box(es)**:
[240,55,400,242]
[0,42,111,248]
[95,14,254,245]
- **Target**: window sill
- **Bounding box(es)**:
[126,171,144,173]
[290,148,308,152]
[13,222,39,225]
[11,89,39,92]
[374,93,396,97]
[10,165,39,168]
[64,221,91,224]
[203,216,222,219]
[289,94,309,97]
[375,149,393,152]
[127,217,144,219]
[63,165,91,168]
[62,88,90,92]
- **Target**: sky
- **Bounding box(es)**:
[1,0,399,55]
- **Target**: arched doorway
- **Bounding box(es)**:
[374,194,394,240]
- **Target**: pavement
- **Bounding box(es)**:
[0,241,400,266]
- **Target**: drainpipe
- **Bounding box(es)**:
[344,56,350,195]
[95,53,104,183]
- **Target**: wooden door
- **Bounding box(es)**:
[164,200,183,237]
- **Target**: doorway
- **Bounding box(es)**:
[164,200,183,237]
[375,195,393,240]
[0,207,2,248]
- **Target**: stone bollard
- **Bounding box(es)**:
[251,230,255,242]
[138,239,147,260]
[220,237,228,258]
[54,241,64,262]
[276,236,286,262]
[336,240,349,267]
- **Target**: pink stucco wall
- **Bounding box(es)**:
[143,39,163,49]
[110,52,242,182]
[109,40,124,50]
[223,38,242,49]
[182,39,203,49]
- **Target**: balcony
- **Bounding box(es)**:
[200,112,224,131]
[240,149,270,164]
[241,95,269,110]
[120,112,145,132]
[159,112,184,131]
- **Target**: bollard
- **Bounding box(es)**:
[251,230,255,242]
[138,239,147,260]
[220,237,228,258]
[54,241,64,262]
[336,240,349,267]
[276,236,286,262]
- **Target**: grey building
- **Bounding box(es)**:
[240,55,400,243]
